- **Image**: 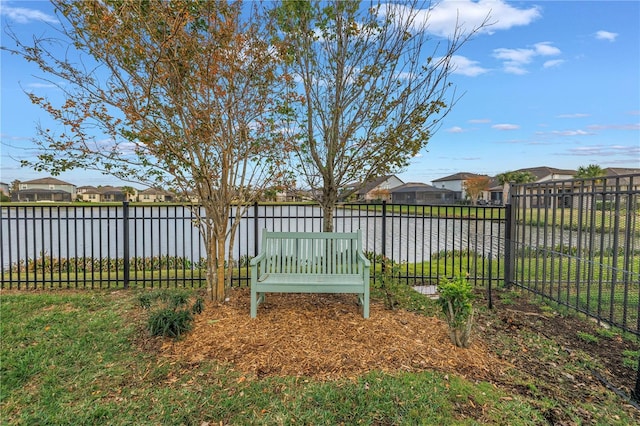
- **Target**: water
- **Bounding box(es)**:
[0,204,596,269]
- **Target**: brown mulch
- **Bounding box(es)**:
[159,288,510,382]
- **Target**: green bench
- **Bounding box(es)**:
[250,230,371,318]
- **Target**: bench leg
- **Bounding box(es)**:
[359,294,369,319]
[251,286,258,318]
[250,286,265,318]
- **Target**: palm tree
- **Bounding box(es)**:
[574,164,606,179]
[496,171,536,203]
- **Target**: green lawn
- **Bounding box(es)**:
[1,290,638,425]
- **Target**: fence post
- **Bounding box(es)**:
[504,202,514,288]
[487,253,493,309]
[254,202,259,257]
[122,201,130,289]
[634,356,640,402]
[381,200,387,259]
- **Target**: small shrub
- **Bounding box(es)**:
[192,297,205,314]
[139,290,204,339]
[576,331,599,344]
[437,276,474,348]
[623,350,639,369]
[372,256,400,310]
[148,308,193,338]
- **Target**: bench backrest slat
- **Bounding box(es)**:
[259,230,364,275]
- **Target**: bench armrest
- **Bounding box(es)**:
[356,250,371,268]
[249,252,266,266]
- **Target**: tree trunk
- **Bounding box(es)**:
[320,182,338,232]
[216,236,226,302]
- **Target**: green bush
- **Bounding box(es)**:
[138,290,204,339]
[148,308,194,338]
[437,276,474,348]
[371,256,400,310]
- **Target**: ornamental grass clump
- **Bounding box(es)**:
[138,290,205,339]
[437,276,474,348]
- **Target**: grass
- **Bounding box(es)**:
[1,290,638,425]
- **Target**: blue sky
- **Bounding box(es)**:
[1,0,639,188]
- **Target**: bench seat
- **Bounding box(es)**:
[250,230,370,318]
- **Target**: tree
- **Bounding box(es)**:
[275,0,487,231]
[574,164,606,179]
[121,186,136,202]
[5,0,293,301]
[10,180,21,195]
[496,170,536,204]
[463,176,490,204]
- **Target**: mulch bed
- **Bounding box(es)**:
[160,288,510,382]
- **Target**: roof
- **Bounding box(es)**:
[432,172,488,182]
[392,182,452,193]
[139,187,171,195]
[357,175,404,195]
[21,177,75,186]
[604,167,640,176]
[513,166,576,180]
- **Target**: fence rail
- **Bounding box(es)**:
[1,202,505,290]
[506,174,640,337]
[1,175,638,338]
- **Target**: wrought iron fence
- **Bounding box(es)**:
[1,202,505,291]
[506,174,640,337]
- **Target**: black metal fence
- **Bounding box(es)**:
[0,202,505,291]
[2,175,638,337]
[506,174,640,336]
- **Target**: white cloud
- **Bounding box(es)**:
[493,47,536,64]
[587,123,640,131]
[447,126,465,133]
[595,30,618,42]
[557,113,590,119]
[534,42,561,56]
[493,42,562,74]
[492,123,520,130]
[1,6,58,24]
[543,59,565,69]
[381,0,540,38]
[551,129,592,136]
[448,55,490,77]
[567,144,639,157]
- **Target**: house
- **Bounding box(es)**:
[488,166,576,205]
[0,182,9,197]
[391,182,455,205]
[563,167,640,210]
[348,175,404,202]
[138,187,174,203]
[99,186,130,202]
[77,186,102,202]
[12,177,76,202]
[77,185,137,202]
[602,167,640,188]
[431,172,488,202]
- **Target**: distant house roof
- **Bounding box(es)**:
[604,167,640,176]
[21,177,75,186]
[392,182,452,193]
[139,187,171,195]
[356,175,404,195]
[432,172,487,182]
[514,166,576,180]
